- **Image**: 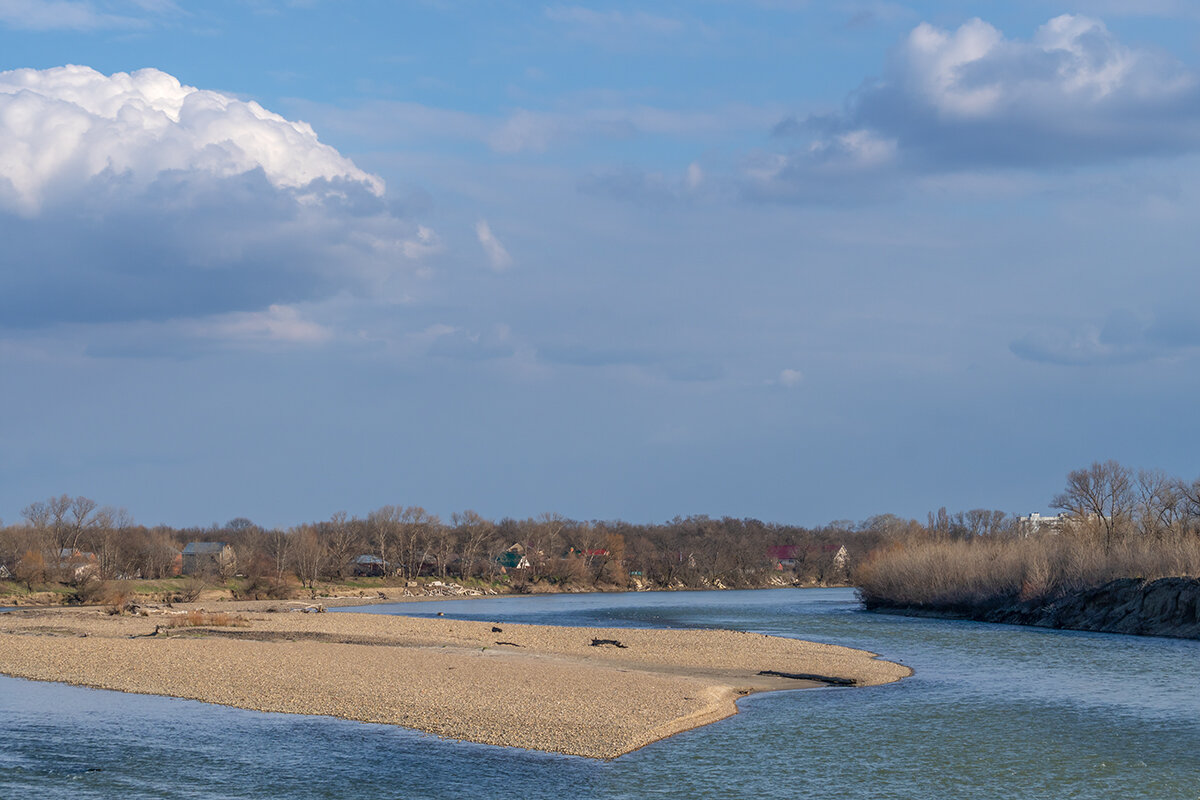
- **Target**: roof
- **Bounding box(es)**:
[497,551,529,569]
[353,554,384,565]
[59,548,97,561]
[182,541,229,555]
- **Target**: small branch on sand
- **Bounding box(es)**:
[757,670,856,686]
[494,641,522,647]
[590,638,627,648]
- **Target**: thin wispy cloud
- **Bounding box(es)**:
[544,6,686,36]
[1012,309,1200,366]
[0,0,153,30]
[291,98,777,155]
[475,220,513,271]
[577,161,710,203]
[778,368,804,387]
[1051,0,1200,19]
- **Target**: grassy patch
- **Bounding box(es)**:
[0,580,30,597]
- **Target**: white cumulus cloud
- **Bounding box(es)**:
[888,15,1189,124]
[0,65,382,215]
[0,65,431,333]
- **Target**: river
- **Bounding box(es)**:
[1,588,1197,799]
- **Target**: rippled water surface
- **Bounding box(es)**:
[3,588,1198,799]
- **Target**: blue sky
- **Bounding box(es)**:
[2,0,1199,528]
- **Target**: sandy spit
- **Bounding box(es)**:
[0,606,910,759]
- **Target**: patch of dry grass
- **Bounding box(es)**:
[856,531,1200,609]
[164,610,250,628]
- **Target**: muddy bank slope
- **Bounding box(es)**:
[864,577,1200,639]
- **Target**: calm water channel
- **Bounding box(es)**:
[2,588,1197,799]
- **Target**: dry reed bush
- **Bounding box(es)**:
[856,532,1200,609]
[104,586,135,615]
[165,610,250,628]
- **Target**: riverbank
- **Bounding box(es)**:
[0,576,851,609]
[863,577,1200,640]
[0,603,909,759]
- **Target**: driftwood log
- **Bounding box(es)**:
[757,669,856,686]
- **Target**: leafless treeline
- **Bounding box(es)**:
[0,500,909,594]
[858,461,1200,610]
[14,462,1181,603]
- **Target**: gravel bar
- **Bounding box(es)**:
[0,605,910,759]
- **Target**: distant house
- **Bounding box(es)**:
[565,547,609,558]
[496,544,531,571]
[181,542,236,576]
[768,544,849,572]
[58,548,99,580]
[767,545,800,567]
[0,563,11,580]
[352,554,387,577]
[1017,512,1068,536]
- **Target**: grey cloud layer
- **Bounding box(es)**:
[755,15,1200,198]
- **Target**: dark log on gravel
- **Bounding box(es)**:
[757,670,856,686]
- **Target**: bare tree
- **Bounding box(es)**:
[1180,477,1200,536]
[1053,460,1134,553]
[1134,469,1185,540]
[90,507,132,579]
[21,495,105,581]
[290,526,327,598]
[452,510,495,580]
[427,519,456,579]
[397,507,438,579]
[368,506,402,577]
[523,512,568,580]
[321,511,361,580]
[263,527,291,582]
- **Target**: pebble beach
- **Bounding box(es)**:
[0,604,910,758]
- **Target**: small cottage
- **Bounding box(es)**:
[496,544,530,571]
[181,541,236,576]
[352,554,387,577]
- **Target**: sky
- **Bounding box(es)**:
[2,0,1200,529]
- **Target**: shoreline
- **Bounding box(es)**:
[863,577,1200,641]
[0,580,856,610]
[177,583,849,613]
[0,604,909,759]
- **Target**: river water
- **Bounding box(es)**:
[1,588,1197,799]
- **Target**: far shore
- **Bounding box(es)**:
[0,575,854,611]
[0,602,908,759]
